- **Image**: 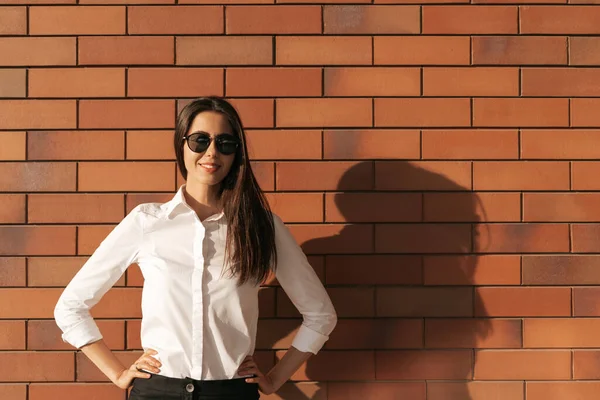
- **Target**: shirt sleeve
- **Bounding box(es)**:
[272,214,337,355]
[54,205,145,349]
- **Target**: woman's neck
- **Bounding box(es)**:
[183,182,221,219]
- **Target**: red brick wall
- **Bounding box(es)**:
[1,2,599,400]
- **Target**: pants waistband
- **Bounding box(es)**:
[134,373,258,397]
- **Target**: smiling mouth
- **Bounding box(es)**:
[199,163,221,172]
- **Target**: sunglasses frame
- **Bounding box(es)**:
[182,132,241,155]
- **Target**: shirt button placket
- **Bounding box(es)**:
[191,219,205,378]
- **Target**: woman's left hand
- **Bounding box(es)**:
[237,355,277,395]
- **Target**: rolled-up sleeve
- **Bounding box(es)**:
[273,214,337,354]
[54,205,144,349]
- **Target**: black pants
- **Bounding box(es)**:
[129,373,260,400]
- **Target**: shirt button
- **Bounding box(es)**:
[186,383,194,392]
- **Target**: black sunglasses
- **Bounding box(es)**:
[182,132,240,155]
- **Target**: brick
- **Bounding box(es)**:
[29,68,125,98]
[266,193,322,223]
[88,288,142,318]
[28,257,125,287]
[79,36,173,65]
[329,383,425,400]
[279,287,374,317]
[263,383,325,400]
[76,351,139,381]
[279,0,368,3]
[0,100,76,130]
[29,383,124,400]
[276,161,372,191]
[179,99,275,129]
[28,320,125,350]
[522,129,600,159]
[0,131,25,160]
[0,69,25,97]
[277,36,371,65]
[572,98,600,127]
[283,350,375,381]
[423,6,517,34]
[1,229,75,260]
[522,68,600,96]
[375,98,471,127]
[246,130,321,160]
[288,224,374,254]
[375,161,472,191]
[0,162,76,192]
[377,287,473,317]
[250,161,274,190]
[374,36,470,65]
[424,67,519,96]
[326,255,421,285]
[28,131,124,161]
[177,36,271,65]
[475,350,571,380]
[78,225,114,255]
[82,0,171,3]
[376,350,472,380]
[572,224,600,252]
[574,350,600,379]
[524,193,600,222]
[127,130,174,160]
[126,319,141,349]
[426,192,521,222]
[30,6,125,35]
[571,37,600,65]
[227,5,320,34]
[0,352,74,381]
[128,68,222,98]
[0,321,25,349]
[574,287,600,316]
[126,264,144,287]
[0,194,25,223]
[0,37,75,66]
[0,258,26,286]
[227,68,321,97]
[258,287,276,318]
[129,6,222,34]
[256,319,299,349]
[524,255,600,285]
[78,162,175,191]
[473,161,569,190]
[324,5,419,34]
[429,382,524,400]
[527,382,600,400]
[480,224,569,253]
[521,6,600,33]
[0,289,62,317]
[326,319,423,349]
[80,100,174,129]
[525,319,600,348]
[326,192,420,223]
[573,162,600,190]
[28,194,124,224]
[426,319,521,348]
[472,36,567,65]
[277,98,372,128]
[422,129,518,159]
[476,287,571,317]
[474,98,568,127]
[325,67,419,97]
[324,129,419,160]
[0,7,26,35]
[424,255,521,285]
[0,385,25,400]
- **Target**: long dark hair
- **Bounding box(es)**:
[174,97,277,285]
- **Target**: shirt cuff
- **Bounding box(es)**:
[291,324,330,355]
[60,319,103,349]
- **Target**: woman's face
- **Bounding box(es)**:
[183,111,237,187]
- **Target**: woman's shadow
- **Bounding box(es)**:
[258,160,492,400]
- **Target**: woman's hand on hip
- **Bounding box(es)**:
[237,355,278,395]
[114,349,161,390]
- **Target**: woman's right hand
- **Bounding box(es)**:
[114,349,162,390]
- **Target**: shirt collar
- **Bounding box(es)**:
[165,184,225,222]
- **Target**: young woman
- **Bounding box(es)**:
[54,97,337,400]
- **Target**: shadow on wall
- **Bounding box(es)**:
[259,160,493,400]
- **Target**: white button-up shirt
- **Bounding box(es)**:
[54,185,337,380]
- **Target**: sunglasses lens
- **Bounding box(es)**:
[188,134,210,153]
[216,135,239,155]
